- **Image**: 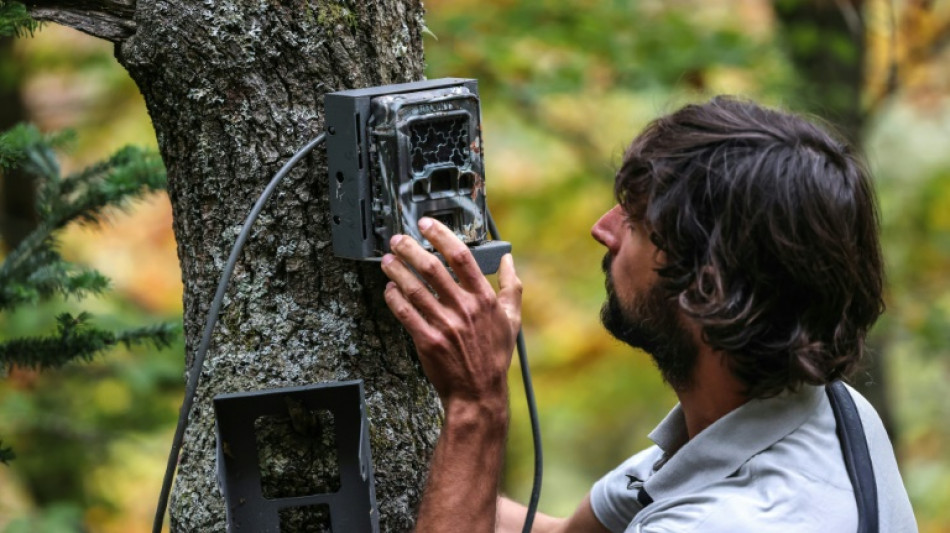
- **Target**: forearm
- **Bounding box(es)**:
[380,220,523,531]
[497,494,611,533]
[496,497,564,533]
[415,399,509,532]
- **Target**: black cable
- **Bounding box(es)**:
[487,211,543,533]
[152,133,327,533]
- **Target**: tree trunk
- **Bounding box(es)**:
[25,0,441,530]
[774,0,866,143]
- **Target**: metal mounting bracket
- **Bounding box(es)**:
[214,380,378,532]
[325,78,511,274]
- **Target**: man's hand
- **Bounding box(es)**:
[381,216,522,411]
[381,216,522,532]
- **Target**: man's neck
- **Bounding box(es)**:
[676,348,747,439]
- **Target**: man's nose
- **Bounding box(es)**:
[591,205,623,253]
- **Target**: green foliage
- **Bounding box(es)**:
[0,303,186,512]
[0,124,165,232]
[0,123,172,370]
[0,123,73,171]
[3,502,84,533]
[0,253,109,311]
[426,1,785,99]
[0,312,176,371]
[0,1,40,38]
[0,129,166,339]
[0,124,177,466]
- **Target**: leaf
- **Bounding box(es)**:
[0,1,41,38]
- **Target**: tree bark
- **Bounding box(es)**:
[26,0,441,530]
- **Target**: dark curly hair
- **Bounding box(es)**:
[616,96,884,399]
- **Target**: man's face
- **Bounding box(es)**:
[591,205,699,390]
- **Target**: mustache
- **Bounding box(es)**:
[602,253,614,294]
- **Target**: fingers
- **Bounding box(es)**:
[383,281,434,343]
[382,222,519,408]
[497,253,519,292]
[381,252,444,319]
[383,218,509,332]
[387,232,462,303]
[417,217,493,295]
[497,254,523,335]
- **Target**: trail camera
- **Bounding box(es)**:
[326,78,510,274]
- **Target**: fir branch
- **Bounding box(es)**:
[60,146,167,226]
[0,238,60,300]
[0,1,41,37]
[0,312,178,372]
[0,128,166,283]
[0,255,110,311]
[0,312,114,371]
[0,123,71,174]
[116,322,179,350]
[0,124,178,465]
[0,312,180,372]
[0,125,164,232]
[0,221,56,286]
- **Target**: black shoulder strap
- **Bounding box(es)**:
[826,381,879,533]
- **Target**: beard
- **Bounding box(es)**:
[600,253,699,391]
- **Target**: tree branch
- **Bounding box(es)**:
[25,0,135,42]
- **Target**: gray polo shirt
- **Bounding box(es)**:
[590,384,917,532]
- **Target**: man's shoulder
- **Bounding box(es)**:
[590,445,666,532]
[635,473,857,533]
[632,385,917,533]
[842,384,919,532]
[842,383,892,449]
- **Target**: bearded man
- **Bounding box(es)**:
[380,97,917,532]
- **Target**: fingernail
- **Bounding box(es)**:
[390,235,404,248]
[386,281,396,290]
[418,217,433,231]
[382,254,395,265]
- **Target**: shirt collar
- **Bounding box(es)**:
[641,385,824,501]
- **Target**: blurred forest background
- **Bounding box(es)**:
[1,0,949,531]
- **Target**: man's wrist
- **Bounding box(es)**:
[444,394,509,436]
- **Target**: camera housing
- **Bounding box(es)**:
[325,78,510,274]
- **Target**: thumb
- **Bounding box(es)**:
[497,254,523,333]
